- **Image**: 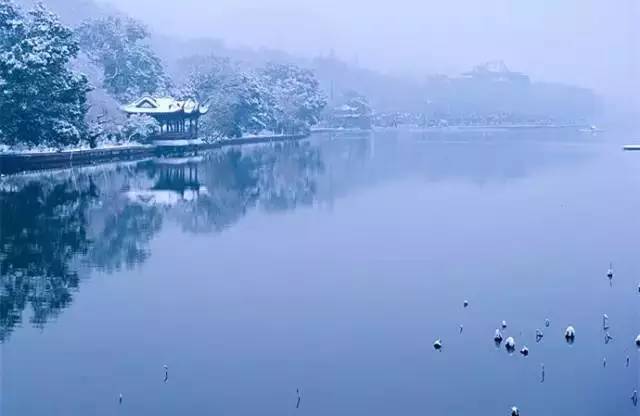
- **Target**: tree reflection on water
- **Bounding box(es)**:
[0,132,582,341]
[0,140,326,341]
[0,177,97,340]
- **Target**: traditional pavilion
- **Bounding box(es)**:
[122,96,209,140]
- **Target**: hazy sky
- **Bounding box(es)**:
[100,0,639,98]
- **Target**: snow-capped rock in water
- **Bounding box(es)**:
[511,406,520,416]
[520,346,529,357]
[565,326,576,344]
[635,335,640,347]
[463,300,469,308]
[433,339,442,351]
[501,320,508,329]
[505,337,516,353]
[494,329,504,344]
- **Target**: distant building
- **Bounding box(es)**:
[461,61,530,84]
[417,61,601,123]
[122,97,209,140]
[326,96,373,130]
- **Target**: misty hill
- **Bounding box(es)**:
[26,0,602,122]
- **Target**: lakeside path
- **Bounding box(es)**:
[0,133,308,175]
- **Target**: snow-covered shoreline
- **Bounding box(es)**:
[0,133,309,175]
[0,142,152,155]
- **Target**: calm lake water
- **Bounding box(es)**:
[1,129,640,415]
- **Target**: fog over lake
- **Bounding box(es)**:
[97,0,639,102]
[2,1,640,415]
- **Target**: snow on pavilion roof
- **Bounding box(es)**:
[122,96,209,115]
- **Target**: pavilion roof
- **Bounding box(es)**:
[122,96,209,116]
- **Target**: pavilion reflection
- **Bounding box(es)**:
[0,141,325,341]
[0,132,589,342]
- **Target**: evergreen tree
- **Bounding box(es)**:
[260,63,326,134]
[76,16,167,102]
[0,0,89,148]
[183,55,271,139]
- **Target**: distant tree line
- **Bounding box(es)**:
[0,0,326,150]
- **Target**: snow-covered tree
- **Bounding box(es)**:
[260,63,326,134]
[76,16,167,102]
[121,114,160,143]
[72,53,125,147]
[0,0,22,48]
[0,0,90,148]
[183,55,271,139]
